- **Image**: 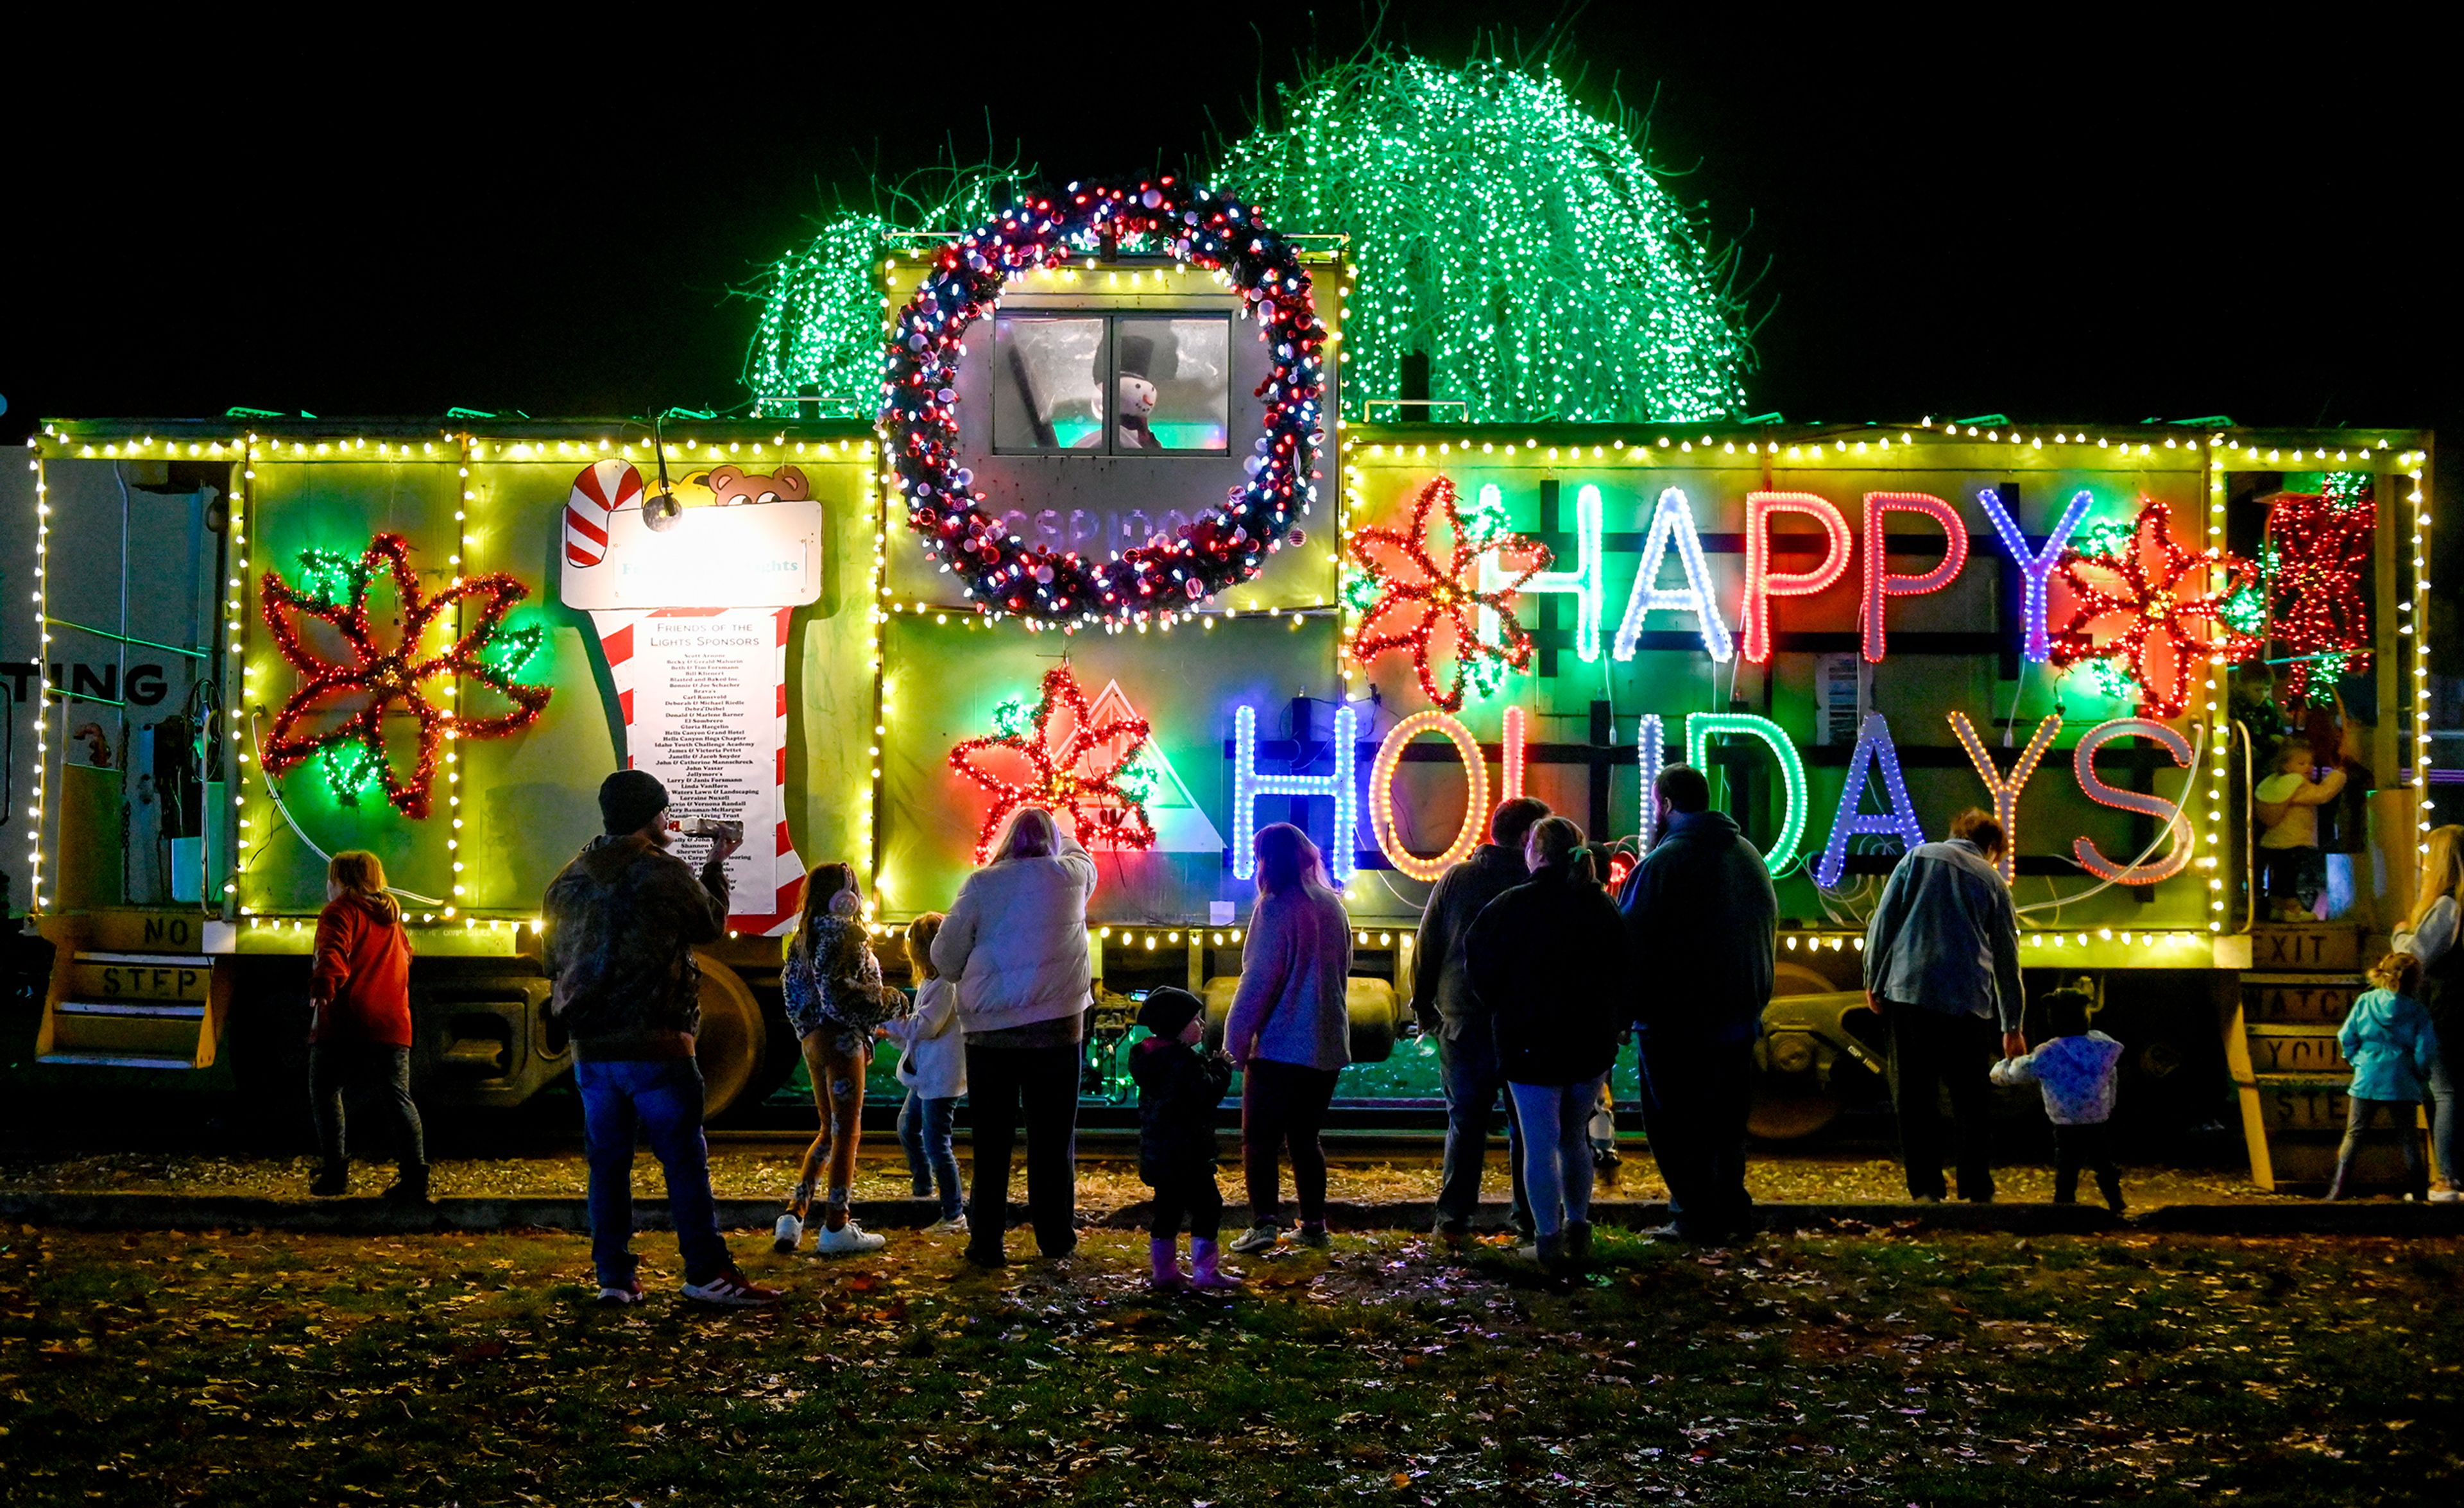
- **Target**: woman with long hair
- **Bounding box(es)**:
[2395,824,2464,1201]
[307,850,424,1202]
[1223,822,1355,1254]
[932,807,1098,1266]
[774,861,909,1255]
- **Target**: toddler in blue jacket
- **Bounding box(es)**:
[2329,952,2440,1201]
[1991,987,2125,1214]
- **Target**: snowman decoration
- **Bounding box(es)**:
[1111,332,1161,450]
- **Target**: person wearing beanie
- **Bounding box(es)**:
[1130,986,1242,1291]
[543,769,778,1308]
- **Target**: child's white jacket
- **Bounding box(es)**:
[882,976,967,1099]
[1990,1031,2122,1125]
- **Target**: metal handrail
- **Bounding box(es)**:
[42,617,207,660]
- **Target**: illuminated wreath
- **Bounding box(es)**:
[882,179,1328,625]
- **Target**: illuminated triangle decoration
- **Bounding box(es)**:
[1084,680,1225,853]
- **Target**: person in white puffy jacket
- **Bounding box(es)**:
[1991,988,2125,1215]
[931,808,1097,1267]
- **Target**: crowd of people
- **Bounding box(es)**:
[291,762,2464,1309]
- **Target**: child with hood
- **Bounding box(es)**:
[307,850,425,1203]
[1991,986,2125,1213]
[2329,952,2441,1201]
[1130,987,1242,1292]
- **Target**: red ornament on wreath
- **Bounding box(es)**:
[2047,500,2259,720]
[948,664,1158,861]
[884,179,1328,626]
[258,533,552,819]
[1344,476,1552,712]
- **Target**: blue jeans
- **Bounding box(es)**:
[576,1059,732,1287]
[2428,1025,2461,1189]
[1435,1029,1533,1233]
[898,1090,965,1221]
[1509,1074,1609,1240]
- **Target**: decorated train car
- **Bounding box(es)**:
[0,210,2438,1183]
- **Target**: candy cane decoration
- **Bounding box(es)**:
[564,459,640,568]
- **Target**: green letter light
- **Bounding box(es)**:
[1684,713,1808,868]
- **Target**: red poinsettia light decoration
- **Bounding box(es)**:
[1344,476,1552,712]
[259,533,552,819]
[948,664,1158,862]
[2048,500,2260,719]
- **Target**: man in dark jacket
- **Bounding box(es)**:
[543,769,776,1308]
[1411,796,1549,1244]
[1620,764,1777,1242]
[1862,807,2026,1203]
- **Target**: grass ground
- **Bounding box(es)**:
[3,1222,2457,1505]
[0,1144,2290,1210]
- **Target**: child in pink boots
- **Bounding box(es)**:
[1130,988,1242,1292]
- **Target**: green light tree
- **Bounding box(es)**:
[742,50,1754,425]
[1215,50,1753,424]
[742,167,1020,420]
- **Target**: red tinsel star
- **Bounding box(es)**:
[948,664,1157,862]
[259,533,552,819]
[2264,480,2375,706]
[1344,476,1552,712]
[2048,500,2259,720]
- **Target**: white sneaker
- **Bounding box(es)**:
[814,1219,887,1255]
[924,1213,970,1235]
[2431,1187,2461,1204]
[773,1212,804,1253]
[1227,1224,1283,1255]
[680,1267,783,1308]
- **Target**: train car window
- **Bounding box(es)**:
[993,316,1106,452]
[1113,317,1229,454]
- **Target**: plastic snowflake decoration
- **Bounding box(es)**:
[259,533,551,818]
[948,664,1157,861]
[2048,501,2258,719]
[2264,474,2375,707]
[1344,475,1552,711]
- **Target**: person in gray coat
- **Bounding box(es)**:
[1224,822,1355,1253]
[1863,808,2028,1203]
[1410,796,1549,1244]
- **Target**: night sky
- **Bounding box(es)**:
[4,8,2449,441]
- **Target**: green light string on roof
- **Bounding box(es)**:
[743,173,1015,420]
[1214,50,1752,424]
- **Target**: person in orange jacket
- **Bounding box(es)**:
[307,850,426,1203]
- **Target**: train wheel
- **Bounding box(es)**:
[692,955,768,1122]
[1345,977,1398,1064]
[1750,961,1862,1140]
[1747,1088,1845,1140]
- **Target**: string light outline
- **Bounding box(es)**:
[1368,709,1489,882]
[1344,474,1550,711]
[1741,492,1854,663]
[1860,492,1970,663]
[946,662,1158,862]
[1813,712,1928,888]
